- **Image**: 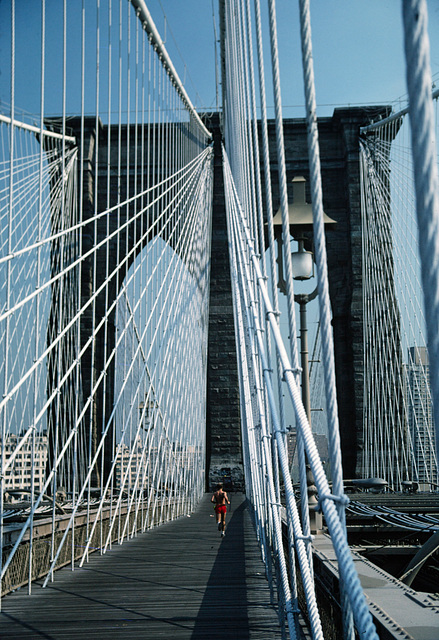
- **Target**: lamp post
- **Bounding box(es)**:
[273,177,336,533]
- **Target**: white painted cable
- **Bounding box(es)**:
[402,0,439,464]
[224,147,379,639]
[297,1,355,636]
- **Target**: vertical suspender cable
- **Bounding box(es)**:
[244,0,276,599]
[2,0,213,593]
[266,0,312,575]
[297,0,355,637]
[29,0,46,594]
[226,145,380,638]
[105,0,114,534]
[226,167,298,640]
[266,0,299,372]
[402,0,439,462]
[0,0,16,607]
[79,0,86,553]
[253,0,288,462]
[253,1,299,624]
[225,152,323,639]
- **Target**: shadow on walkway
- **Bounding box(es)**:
[191,495,280,639]
[0,493,281,639]
[191,500,250,638]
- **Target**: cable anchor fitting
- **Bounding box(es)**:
[316,492,350,513]
[295,533,314,543]
[282,367,302,380]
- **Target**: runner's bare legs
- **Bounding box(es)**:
[211,483,230,536]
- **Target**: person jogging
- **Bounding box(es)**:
[211,483,230,537]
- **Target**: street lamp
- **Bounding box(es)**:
[273,176,336,420]
[272,176,336,295]
[272,176,336,532]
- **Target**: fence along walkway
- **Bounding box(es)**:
[0,494,282,639]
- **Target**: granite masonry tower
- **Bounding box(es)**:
[63,105,399,491]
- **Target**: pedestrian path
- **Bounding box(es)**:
[0,493,282,639]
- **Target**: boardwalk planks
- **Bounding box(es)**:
[0,494,282,639]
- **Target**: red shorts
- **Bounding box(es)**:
[215,504,227,514]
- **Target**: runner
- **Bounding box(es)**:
[211,483,230,537]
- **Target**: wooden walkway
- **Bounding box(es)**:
[0,493,282,639]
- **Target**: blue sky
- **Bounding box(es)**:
[146,0,439,117]
[1,1,439,119]
[1,1,437,439]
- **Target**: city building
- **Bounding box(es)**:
[113,437,202,494]
[406,346,437,489]
[2,433,48,494]
[114,436,154,493]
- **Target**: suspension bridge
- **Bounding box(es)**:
[0,1,438,638]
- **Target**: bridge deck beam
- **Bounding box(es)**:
[312,534,439,640]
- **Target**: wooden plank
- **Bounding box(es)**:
[0,493,282,639]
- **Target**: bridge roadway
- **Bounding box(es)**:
[0,493,283,639]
